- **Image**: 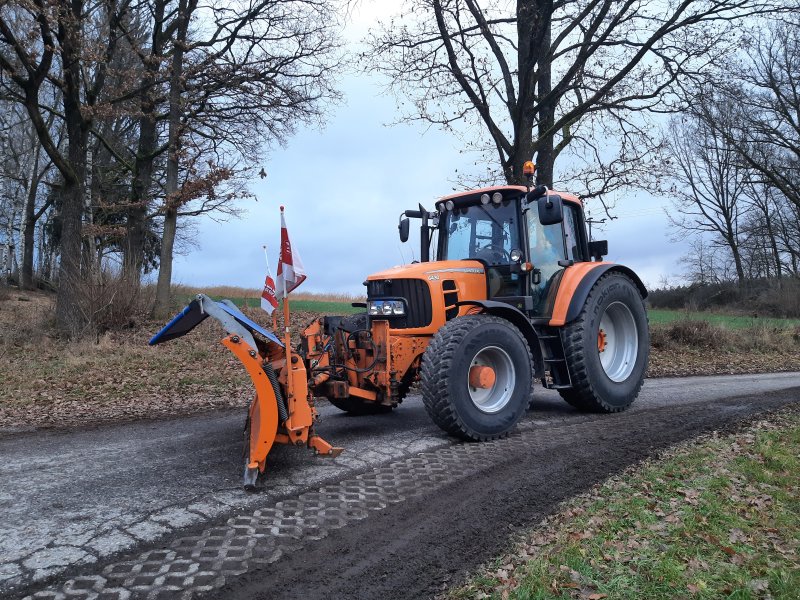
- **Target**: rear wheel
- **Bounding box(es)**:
[421,315,533,441]
[558,273,649,412]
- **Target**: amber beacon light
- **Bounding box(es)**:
[523,161,536,176]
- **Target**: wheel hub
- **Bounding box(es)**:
[467,346,515,414]
[468,365,496,389]
[597,301,639,382]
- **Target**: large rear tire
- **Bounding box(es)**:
[558,272,649,412]
[421,315,533,441]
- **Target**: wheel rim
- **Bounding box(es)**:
[597,301,639,382]
[468,346,515,413]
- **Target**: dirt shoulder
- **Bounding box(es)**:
[1,291,798,432]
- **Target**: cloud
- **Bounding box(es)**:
[172,71,689,295]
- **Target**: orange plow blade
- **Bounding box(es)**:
[222,334,280,489]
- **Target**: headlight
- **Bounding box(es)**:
[367,299,406,316]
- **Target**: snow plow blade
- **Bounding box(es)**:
[149,293,283,349]
[149,293,340,489]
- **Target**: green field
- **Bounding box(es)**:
[648,309,800,329]
[177,294,362,315]
[175,294,800,327]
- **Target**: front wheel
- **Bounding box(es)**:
[559,272,649,412]
[421,315,533,441]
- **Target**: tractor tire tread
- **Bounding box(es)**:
[558,272,647,413]
[420,314,533,441]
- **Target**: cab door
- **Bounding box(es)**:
[525,201,588,318]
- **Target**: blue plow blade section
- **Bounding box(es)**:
[149,294,284,348]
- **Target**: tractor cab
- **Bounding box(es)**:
[399,184,599,320]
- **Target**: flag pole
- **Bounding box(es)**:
[262,245,278,330]
[280,206,293,399]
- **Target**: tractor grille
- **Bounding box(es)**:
[367,278,432,328]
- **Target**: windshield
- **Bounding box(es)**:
[441,201,521,265]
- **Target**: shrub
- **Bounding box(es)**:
[658,318,734,349]
[69,272,155,339]
[648,278,800,318]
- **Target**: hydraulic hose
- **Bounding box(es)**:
[264,362,289,425]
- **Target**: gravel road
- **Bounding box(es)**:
[1,372,798,599]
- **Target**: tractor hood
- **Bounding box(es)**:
[364,260,488,333]
[366,259,486,282]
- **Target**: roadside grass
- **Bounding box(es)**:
[449,409,800,600]
[648,309,800,330]
[647,317,800,377]
[0,289,326,430]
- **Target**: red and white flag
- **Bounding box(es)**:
[276,206,306,296]
[260,246,279,315]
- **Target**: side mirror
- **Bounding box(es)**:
[538,194,564,226]
[398,216,410,243]
[589,240,608,261]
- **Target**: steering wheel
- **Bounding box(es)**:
[475,243,511,265]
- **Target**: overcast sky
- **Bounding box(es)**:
[170,5,686,295]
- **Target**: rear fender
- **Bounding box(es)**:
[222,334,278,473]
[550,263,648,327]
[456,300,544,378]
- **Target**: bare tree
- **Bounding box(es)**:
[678,18,800,283]
[1,0,343,332]
[0,0,132,336]
[365,0,791,200]
[717,20,800,212]
[666,102,750,283]
[0,87,61,289]
[152,0,342,314]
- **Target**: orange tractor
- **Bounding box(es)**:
[151,172,649,488]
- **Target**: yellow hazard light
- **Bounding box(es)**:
[523,161,536,176]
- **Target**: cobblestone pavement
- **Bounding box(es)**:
[3,372,799,599]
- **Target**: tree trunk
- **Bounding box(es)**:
[154,0,189,317]
[55,1,91,338]
[124,0,168,281]
[509,0,553,186]
[125,108,157,279]
[55,176,86,338]
[763,210,782,282]
[731,242,745,285]
[155,207,177,315]
[20,137,44,289]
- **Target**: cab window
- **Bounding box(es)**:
[526,214,566,316]
[563,204,586,261]
[443,202,520,265]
